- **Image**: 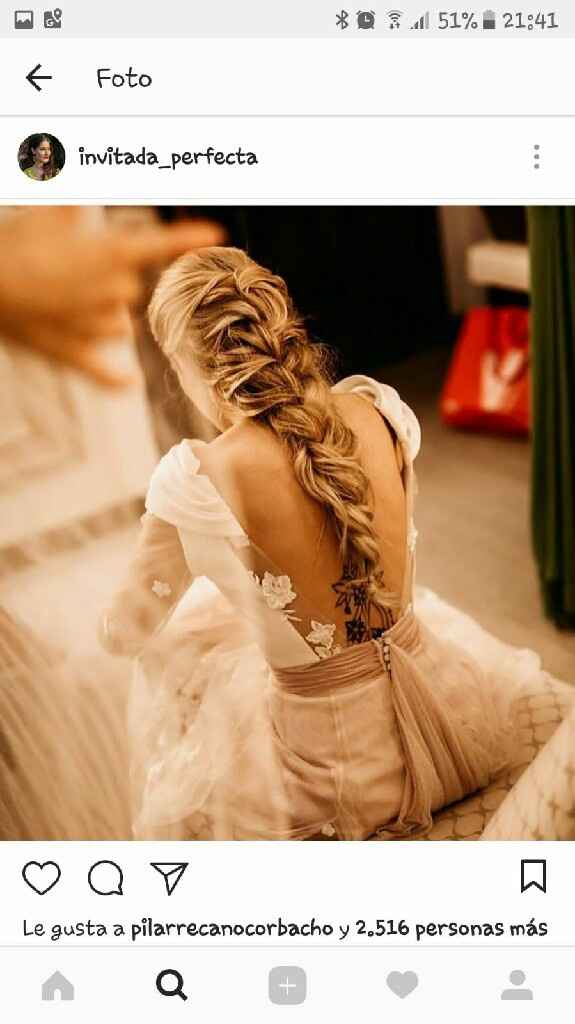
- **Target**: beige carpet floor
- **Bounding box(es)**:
[381,346,575,682]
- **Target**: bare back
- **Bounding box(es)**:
[196,392,408,638]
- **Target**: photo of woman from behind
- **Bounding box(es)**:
[18,133,65,181]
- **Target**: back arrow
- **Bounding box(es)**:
[26,64,53,92]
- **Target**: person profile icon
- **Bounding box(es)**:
[500,970,534,1001]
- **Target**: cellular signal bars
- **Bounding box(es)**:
[411,11,430,29]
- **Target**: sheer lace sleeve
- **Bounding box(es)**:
[99,511,191,657]
[100,437,248,659]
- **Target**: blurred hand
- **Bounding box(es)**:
[0,207,225,386]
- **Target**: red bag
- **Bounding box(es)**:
[440,307,531,436]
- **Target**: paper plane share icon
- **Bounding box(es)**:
[150,862,189,896]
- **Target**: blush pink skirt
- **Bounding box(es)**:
[270,607,516,840]
[132,586,528,841]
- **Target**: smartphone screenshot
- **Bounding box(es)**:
[0,0,573,1017]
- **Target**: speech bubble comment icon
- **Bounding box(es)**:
[88,860,124,896]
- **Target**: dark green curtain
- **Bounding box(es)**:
[528,207,575,628]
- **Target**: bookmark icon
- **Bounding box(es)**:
[520,858,547,894]
[150,862,189,896]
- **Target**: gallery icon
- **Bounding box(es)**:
[150,862,189,896]
[520,858,547,893]
[22,861,61,895]
[44,7,62,28]
[14,9,34,28]
[42,972,74,1002]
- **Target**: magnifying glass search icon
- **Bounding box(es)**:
[156,969,188,1001]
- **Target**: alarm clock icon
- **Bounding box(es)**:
[357,10,376,29]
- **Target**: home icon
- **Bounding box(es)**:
[41,972,75,1002]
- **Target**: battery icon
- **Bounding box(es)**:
[483,9,496,29]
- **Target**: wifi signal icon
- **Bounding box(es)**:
[387,9,403,29]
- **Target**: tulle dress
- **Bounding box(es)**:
[107,375,533,841]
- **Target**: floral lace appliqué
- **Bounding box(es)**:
[321,822,337,837]
[248,570,301,626]
[152,579,172,599]
[249,571,340,659]
[260,572,296,610]
[306,621,341,659]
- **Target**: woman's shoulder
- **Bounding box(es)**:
[333,374,421,463]
[195,422,292,524]
[197,419,281,474]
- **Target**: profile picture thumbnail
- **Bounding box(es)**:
[18,132,65,181]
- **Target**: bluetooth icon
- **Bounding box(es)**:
[336,9,350,29]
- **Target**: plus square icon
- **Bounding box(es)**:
[268,966,307,1005]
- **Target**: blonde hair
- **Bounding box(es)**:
[149,247,390,604]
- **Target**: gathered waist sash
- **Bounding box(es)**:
[271,605,494,839]
[273,608,422,696]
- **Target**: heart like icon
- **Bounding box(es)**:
[386,970,419,999]
[22,861,61,895]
